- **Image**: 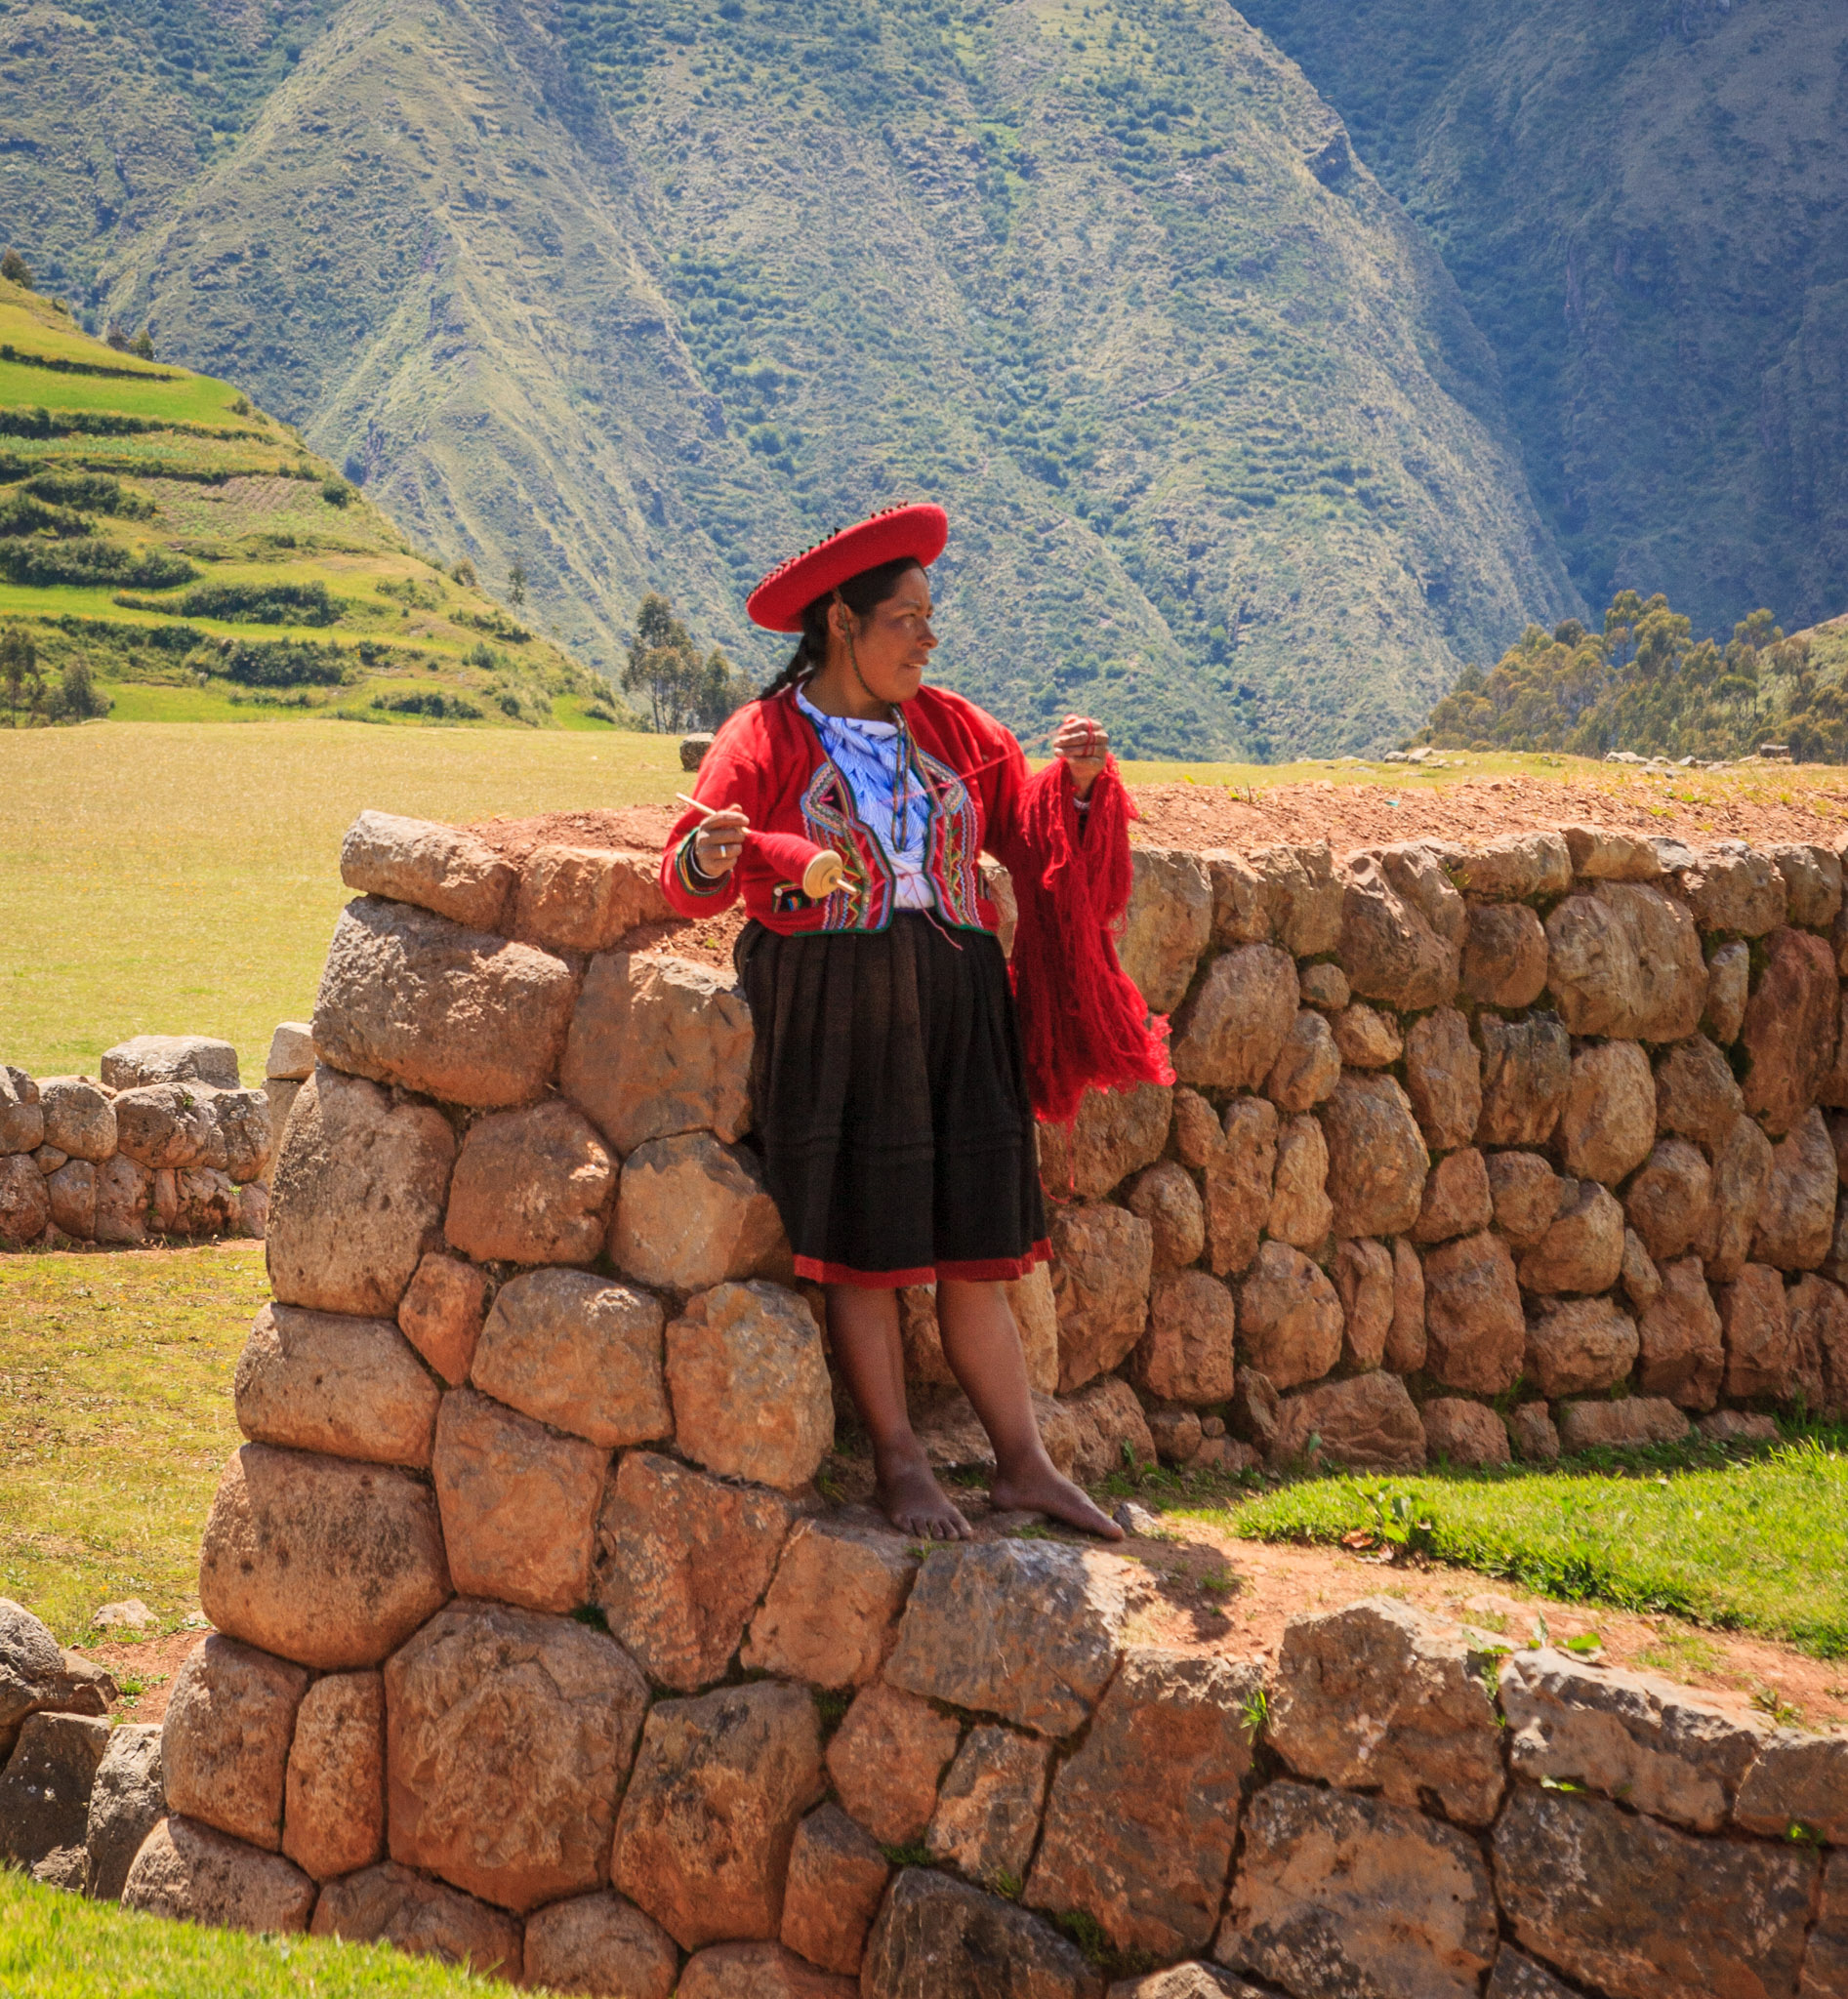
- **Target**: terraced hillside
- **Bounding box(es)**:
[0,277,623,729]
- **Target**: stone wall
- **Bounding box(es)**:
[17,804,1847,1996]
[0,1028,308,1247]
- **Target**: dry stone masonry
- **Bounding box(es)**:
[6,807,1848,1992]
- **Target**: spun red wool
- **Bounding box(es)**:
[1009,757,1172,1125]
[750,829,835,885]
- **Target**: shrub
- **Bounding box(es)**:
[19,472,154,519]
[176,580,341,626]
[370,688,485,720]
[1,248,31,288]
[219,637,352,687]
[0,538,195,589]
[45,658,110,722]
[320,477,355,508]
[0,493,93,538]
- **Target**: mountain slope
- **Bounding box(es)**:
[82,0,1575,755]
[1234,0,1848,644]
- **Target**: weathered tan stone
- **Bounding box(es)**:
[1525,1295,1638,1396]
[0,1709,108,1870]
[471,1267,668,1448]
[233,1302,440,1469]
[0,1153,50,1244]
[1109,1973,1270,1999]
[1028,1649,1260,1957]
[313,897,578,1108]
[45,1157,96,1241]
[1718,1262,1797,1400]
[311,1861,524,1977]
[1770,840,1845,930]
[1825,997,1848,1111]
[1412,1146,1493,1244]
[1802,1851,1848,1999]
[265,1021,315,1083]
[388,1598,647,1913]
[1262,1010,1341,1113]
[1403,1008,1481,1152]
[1297,961,1349,1010]
[1334,1237,1394,1368]
[1751,1107,1838,1270]
[1204,847,1273,948]
[1561,824,1663,881]
[1705,1112,1777,1281]
[1677,841,1789,937]
[1254,841,1344,956]
[1146,1404,1204,1465]
[1215,1781,1496,1999]
[1741,927,1840,1135]
[1172,1088,1225,1167]
[826,1682,961,1847]
[1699,1407,1783,1444]
[1500,1647,1766,1833]
[199,1443,450,1670]
[1655,1034,1746,1149]
[101,1034,239,1091]
[1636,1256,1725,1408]
[611,1133,790,1291]
[1486,1151,1561,1250]
[743,1516,917,1690]
[1268,1370,1425,1470]
[1420,1397,1510,1466]
[667,1282,832,1489]
[1547,884,1706,1040]
[82,1721,163,1903]
[1329,1001,1402,1068]
[1125,1161,1206,1270]
[1006,1263,1062,1397]
[1460,901,1549,1009]
[1135,1271,1236,1406]
[885,1540,1135,1737]
[679,1942,859,1998]
[1476,1010,1572,1145]
[1319,1072,1428,1240]
[340,809,515,930]
[266,1068,454,1319]
[1237,1242,1341,1390]
[1050,1203,1155,1393]
[1624,1138,1714,1264]
[122,1815,316,1934]
[926,1728,1052,1891]
[1449,831,1570,902]
[595,1449,798,1693]
[1270,1596,1503,1824]
[1266,1113,1332,1249]
[1387,1235,1426,1371]
[1520,1178,1626,1294]
[512,843,670,953]
[1558,1040,1657,1187]
[611,1680,825,1949]
[1119,849,1213,1013]
[0,1066,43,1156]
[865,1870,1105,1999]
[1510,1401,1561,1461]
[1039,1082,1173,1202]
[1061,1373,1158,1482]
[1170,945,1299,1089]
[282,1671,384,1881]
[1202,1097,1276,1277]
[1339,852,1460,1009]
[111,1081,228,1171]
[36,1077,114,1161]
[1493,1786,1814,1999]
[1422,1231,1524,1392]
[1735,1730,1848,1845]
[445,1100,615,1266]
[1790,1272,1848,1416]
[1557,1397,1691,1452]
[1702,937,1751,1043]
[395,1252,490,1387]
[524,1890,679,1999]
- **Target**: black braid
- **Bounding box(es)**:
[757,554,924,700]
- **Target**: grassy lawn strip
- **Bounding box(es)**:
[1203,1432,1848,1658]
[0,1246,264,1644]
[0,1870,498,1998]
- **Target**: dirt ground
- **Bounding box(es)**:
[73,1627,204,1727]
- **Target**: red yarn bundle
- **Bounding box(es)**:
[1008,757,1173,1125]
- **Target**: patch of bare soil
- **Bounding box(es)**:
[72,1628,206,1726]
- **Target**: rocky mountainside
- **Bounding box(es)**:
[7,0,1580,755]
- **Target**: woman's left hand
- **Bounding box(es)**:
[1051,714,1109,798]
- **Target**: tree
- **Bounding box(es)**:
[132,326,155,360]
[508,560,528,607]
[693,646,753,729]
[623,592,698,732]
[451,557,477,588]
[46,658,109,723]
[0,248,31,289]
[2,630,44,726]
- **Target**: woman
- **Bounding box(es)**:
[659,504,1169,1540]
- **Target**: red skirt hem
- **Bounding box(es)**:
[795,1240,1051,1289]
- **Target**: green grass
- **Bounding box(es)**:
[0,1246,266,1645]
[1203,1434,1848,1658]
[0,1869,503,1998]
[0,356,246,425]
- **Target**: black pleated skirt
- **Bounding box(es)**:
[735,913,1050,1286]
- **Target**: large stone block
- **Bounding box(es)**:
[1705,939,1752,1044]
[926,1727,1053,1892]
[679,1942,858,1998]
[1039,1083,1172,1202]
[1790,1273,1848,1417]
[1420,1397,1510,1466]
[1125,1161,1206,1270]
[37,1077,114,1161]
[1461,901,1550,1009]
[1049,1203,1154,1393]
[1261,1010,1341,1114]
[1742,927,1840,1135]
[1559,1040,1656,1185]
[1170,944,1299,1090]
[283,1670,385,1881]
[1334,1236,1394,1367]
[1624,1138,1714,1264]
[1,1597,73,1746]
[0,1152,49,1245]
[444,1100,615,1265]
[1706,1113,1777,1281]
[1387,1234,1426,1371]
[1339,852,1460,1010]
[1320,1072,1428,1240]
[611,1132,789,1291]
[884,1540,1135,1737]
[1736,1730,1848,1845]
[1135,1270,1237,1406]
[1487,1150,1563,1249]
[1061,1374,1158,1482]
[396,1251,490,1386]
[1265,1112,1331,1249]
[387,1598,648,1914]
[783,1803,890,1976]
[1676,841,1789,937]
[1404,1008,1481,1152]
[1237,1242,1341,1391]
[1718,1262,1797,1400]
[563,950,755,1154]
[1203,1096,1277,1277]
[610,1680,825,1949]
[101,1034,239,1090]
[199,1443,450,1670]
[1519,1179,1626,1295]
[1770,840,1845,930]
[1500,1647,1766,1832]
[1329,1000,1403,1068]
[1267,1371,1425,1470]
[472,1267,668,1448]
[1751,1107,1838,1270]
[1412,1145,1493,1245]
[1546,883,1706,1040]
[0,1711,110,1870]
[0,1065,43,1156]
[122,1815,316,1934]
[1244,841,1343,956]
[864,1870,1105,1999]
[1027,1649,1260,1957]
[1215,1781,1497,1999]
[82,1722,163,1903]
[1270,1596,1503,1826]
[1493,1785,1815,1999]
[1110,1974,1270,1999]
[1561,825,1663,881]
[431,1387,608,1614]
[667,1281,832,1489]
[44,1158,96,1240]
[1656,1034,1746,1148]
[109,1081,226,1171]
[1557,1396,1691,1452]
[339,808,516,930]
[1476,1010,1572,1145]
[1118,848,1212,1014]
[826,1681,961,1846]
[524,1890,679,1999]
[1422,1231,1524,1393]
[513,842,670,952]
[1452,831,1572,902]
[233,1302,440,1469]
[743,1516,917,1691]
[266,1067,455,1318]
[595,1450,798,1692]
[161,1635,307,1852]
[1637,1257,1725,1408]
[1803,1853,1848,1999]
[311,1860,524,1978]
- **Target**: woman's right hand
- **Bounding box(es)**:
[693,806,750,878]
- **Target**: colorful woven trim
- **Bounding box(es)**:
[672,829,728,899]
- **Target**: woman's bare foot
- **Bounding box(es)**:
[876,1439,973,1539]
[990,1453,1125,1541]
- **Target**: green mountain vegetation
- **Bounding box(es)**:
[0,275,623,729]
[5,0,1581,757]
[1233,0,1848,648]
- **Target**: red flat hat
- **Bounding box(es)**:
[746,503,949,632]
